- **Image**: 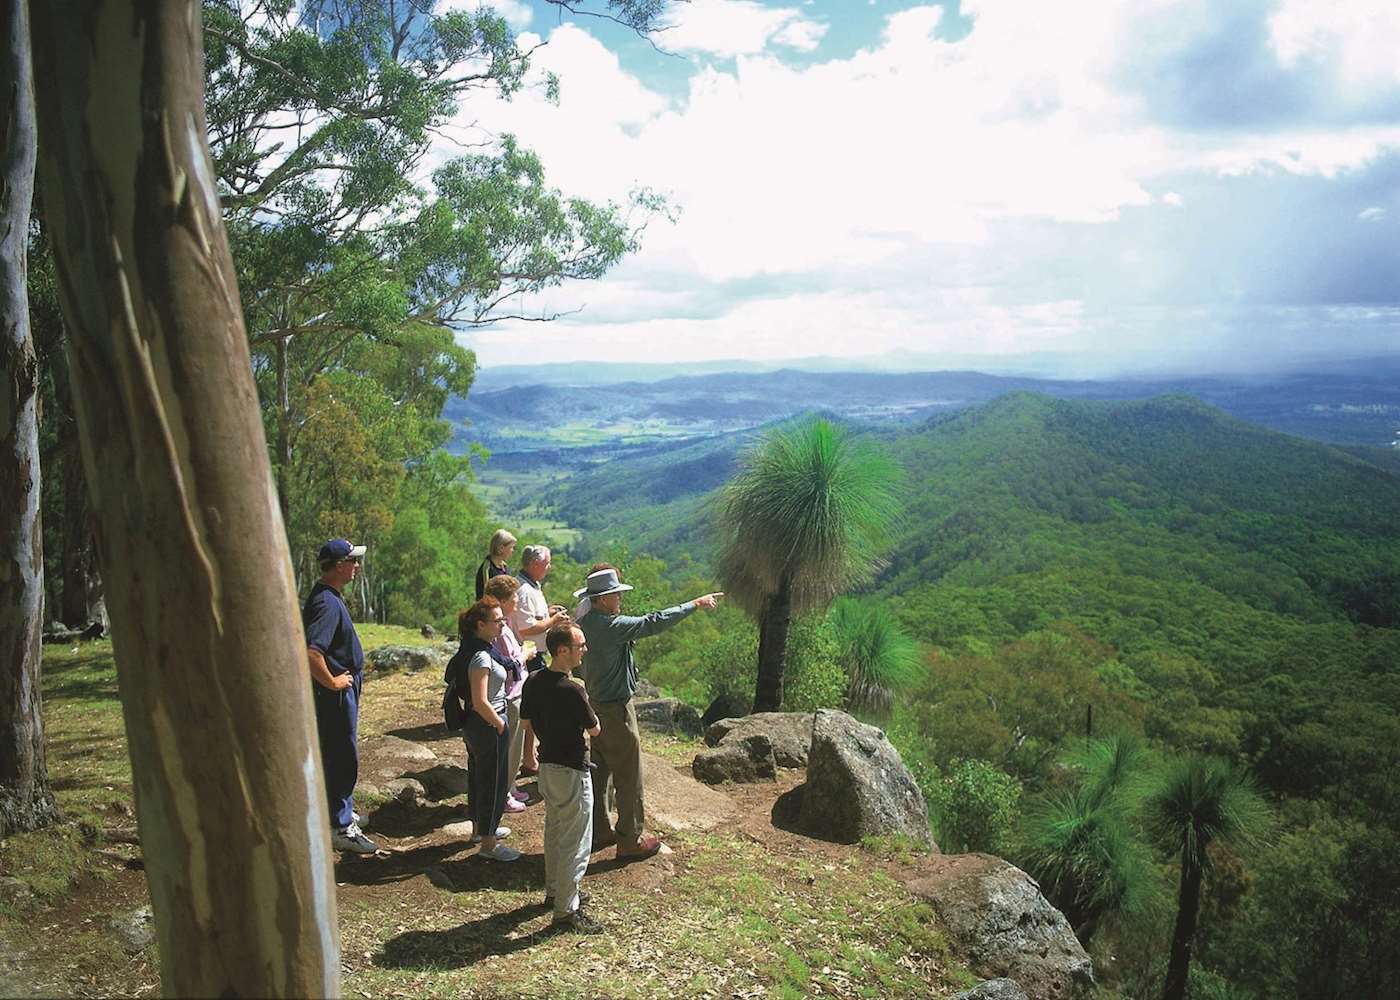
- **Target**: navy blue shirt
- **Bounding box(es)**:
[303,582,364,678]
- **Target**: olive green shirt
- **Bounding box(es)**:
[577,602,697,704]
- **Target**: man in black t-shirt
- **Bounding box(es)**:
[521,623,603,934]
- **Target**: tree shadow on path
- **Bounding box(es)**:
[375,901,557,969]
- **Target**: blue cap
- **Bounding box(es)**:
[319,539,366,563]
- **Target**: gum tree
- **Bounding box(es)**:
[0,0,58,837]
[30,2,339,992]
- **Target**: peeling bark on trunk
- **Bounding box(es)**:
[753,575,792,712]
[30,3,341,996]
[0,0,58,838]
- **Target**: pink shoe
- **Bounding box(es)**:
[504,796,526,813]
[510,789,529,804]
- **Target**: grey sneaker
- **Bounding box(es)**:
[550,908,604,935]
[331,822,376,855]
[479,842,520,862]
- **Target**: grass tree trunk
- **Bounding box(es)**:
[30,3,341,995]
[1163,849,1204,1000]
[754,575,793,711]
[0,0,59,838]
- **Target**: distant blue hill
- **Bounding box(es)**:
[447,358,1400,453]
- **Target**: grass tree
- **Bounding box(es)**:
[1144,755,1272,1000]
[715,417,902,712]
[830,598,923,717]
[1019,734,1162,946]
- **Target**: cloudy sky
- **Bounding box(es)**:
[440,0,1400,376]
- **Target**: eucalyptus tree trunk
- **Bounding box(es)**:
[753,575,793,712]
[0,0,58,838]
[29,3,341,996]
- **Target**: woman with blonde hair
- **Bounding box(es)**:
[474,528,517,600]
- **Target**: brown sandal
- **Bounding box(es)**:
[616,835,662,859]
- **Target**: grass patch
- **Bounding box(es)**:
[861,832,936,864]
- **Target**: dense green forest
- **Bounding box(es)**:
[541,392,1400,997]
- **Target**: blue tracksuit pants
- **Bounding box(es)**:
[313,676,361,830]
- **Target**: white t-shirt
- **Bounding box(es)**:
[512,570,549,639]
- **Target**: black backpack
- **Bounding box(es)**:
[442,681,466,731]
[442,651,469,731]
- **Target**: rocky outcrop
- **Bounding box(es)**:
[908,855,1095,1000]
[953,980,1029,1000]
[794,710,932,847]
[692,734,777,784]
[366,645,449,674]
[636,753,737,832]
[634,697,703,737]
[362,735,438,763]
[411,764,470,800]
[701,693,749,729]
[705,712,813,768]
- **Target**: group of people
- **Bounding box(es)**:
[303,530,721,935]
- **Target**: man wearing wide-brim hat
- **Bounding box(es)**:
[574,567,722,859]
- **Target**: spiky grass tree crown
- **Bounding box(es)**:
[714,418,903,617]
[1143,755,1272,871]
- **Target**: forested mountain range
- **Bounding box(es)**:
[543,390,1400,991]
[448,358,1400,453]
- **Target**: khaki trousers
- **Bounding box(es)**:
[590,699,644,844]
[539,763,593,916]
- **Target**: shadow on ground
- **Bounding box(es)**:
[366,801,464,838]
[385,723,461,745]
[375,901,557,969]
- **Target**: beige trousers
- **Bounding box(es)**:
[539,762,593,916]
[590,699,644,844]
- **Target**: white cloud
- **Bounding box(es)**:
[772,18,829,51]
[1358,205,1387,221]
[428,2,1400,370]
[438,1,533,31]
[662,0,827,57]
[1269,0,1400,91]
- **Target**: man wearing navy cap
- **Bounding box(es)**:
[305,539,377,854]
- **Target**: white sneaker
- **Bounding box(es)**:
[468,825,512,843]
[479,843,520,862]
[331,822,377,855]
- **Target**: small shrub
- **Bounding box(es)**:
[929,758,1022,854]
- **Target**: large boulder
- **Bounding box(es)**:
[634,697,703,737]
[908,855,1095,1000]
[366,644,449,674]
[796,709,931,846]
[692,735,777,784]
[636,752,736,832]
[705,712,813,768]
